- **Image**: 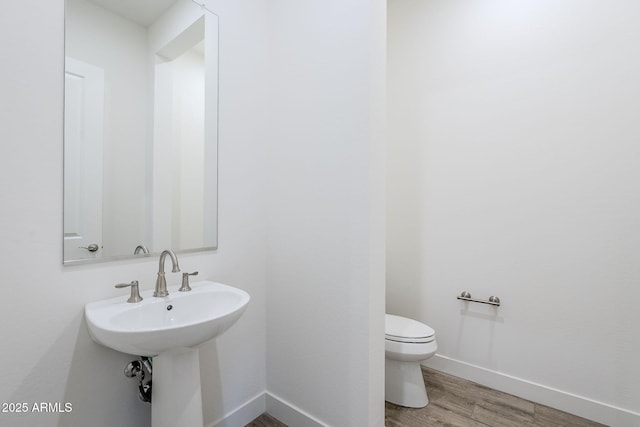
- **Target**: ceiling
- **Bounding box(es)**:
[88,0,178,26]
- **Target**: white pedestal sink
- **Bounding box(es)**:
[85,280,250,427]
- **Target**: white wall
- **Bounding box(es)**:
[387,1,640,425]
[265,1,386,426]
[0,1,268,426]
[199,0,269,424]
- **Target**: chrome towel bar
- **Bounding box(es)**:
[457,291,501,307]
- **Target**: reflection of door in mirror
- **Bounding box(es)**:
[64,58,104,261]
[65,0,152,262]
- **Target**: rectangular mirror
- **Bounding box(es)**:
[63,0,218,264]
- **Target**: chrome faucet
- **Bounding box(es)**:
[154,249,180,297]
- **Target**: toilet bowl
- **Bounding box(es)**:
[385,314,437,408]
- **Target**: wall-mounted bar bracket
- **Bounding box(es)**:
[457,291,501,306]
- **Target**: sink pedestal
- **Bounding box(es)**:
[152,347,203,427]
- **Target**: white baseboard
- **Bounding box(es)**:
[210,392,266,427]
[265,392,326,427]
[209,391,327,427]
[210,358,640,427]
[424,354,640,427]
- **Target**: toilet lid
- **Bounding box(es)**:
[385,314,435,343]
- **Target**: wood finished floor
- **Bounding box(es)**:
[386,367,606,427]
[245,412,287,427]
[245,367,607,427]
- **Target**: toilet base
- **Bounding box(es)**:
[385,359,428,408]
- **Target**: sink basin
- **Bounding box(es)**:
[85,280,250,356]
[85,279,250,427]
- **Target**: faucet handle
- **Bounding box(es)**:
[179,271,199,292]
[115,281,143,303]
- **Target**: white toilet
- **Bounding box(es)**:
[385,314,437,408]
